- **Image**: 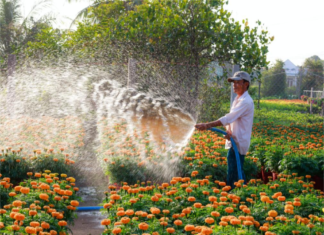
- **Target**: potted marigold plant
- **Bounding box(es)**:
[279,154,319,180]
[264,146,285,180]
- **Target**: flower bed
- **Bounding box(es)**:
[0,115,85,155]
[97,121,186,184]
[0,149,75,185]
[99,173,324,235]
[250,122,324,189]
[98,126,324,234]
[262,99,307,104]
[0,171,80,234]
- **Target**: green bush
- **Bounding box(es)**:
[198,79,230,122]
[0,150,74,185]
[106,156,147,185]
[279,154,320,177]
[243,156,259,181]
[0,152,30,184]
[184,156,227,182]
[264,146,285,173]
[31,153,73,175]
[0,186,9,207]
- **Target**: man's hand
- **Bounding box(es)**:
[195,123,209,131]
[224,130,232,140]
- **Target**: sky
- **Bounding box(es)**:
[21,0,324,67]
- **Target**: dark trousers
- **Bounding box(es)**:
[227,147,246,189]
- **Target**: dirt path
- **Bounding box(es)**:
[70,185,107,235]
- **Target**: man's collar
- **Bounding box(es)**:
[235,91,249,101]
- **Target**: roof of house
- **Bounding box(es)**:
[283,59,299,76]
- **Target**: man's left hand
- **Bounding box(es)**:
[195,123,208,131]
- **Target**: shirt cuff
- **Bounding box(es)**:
[218,117,227,126]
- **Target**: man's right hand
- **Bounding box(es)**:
[224,130,232,140]
[195,123,208,131]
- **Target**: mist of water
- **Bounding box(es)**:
[0,60,198,185]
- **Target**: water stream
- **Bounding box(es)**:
[0,61,197,192]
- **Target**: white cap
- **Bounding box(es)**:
[228,71,251,83]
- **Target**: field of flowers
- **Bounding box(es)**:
[97,119,186,185]
[261,99,307,105]
[0,115,85,156]
[250,122,323,189]
[96,99,324,235]
[0,171,80,234]
[99,129,324,235]
[0,99,323,234]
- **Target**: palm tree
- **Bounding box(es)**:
[0,0,51,58]
[67,0,143,27]
[0,0,21,55]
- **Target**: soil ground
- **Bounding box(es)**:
[70,184,106,235]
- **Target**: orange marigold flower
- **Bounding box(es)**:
[188,196,196,202]
[30,221,40,227]
[39,193,49,201]
[121,217,130,224]
[205,217,215,224]
[101,219,111,226]
[25,226,37,234]
[268,210,278,217]
[20,187,30,194]
[259,226,269,232]
[138,222,149,230]
[219,221,228,226]
[174,220,182,226]
[166,227,175,234]
[12,200,23,207]
[184,224,195,231]
[225,207,234,213]
[58,220,67,227]
[41,222,50,229]
[112,227,122,234]
[14,213,25,221]
[230,219,241,225]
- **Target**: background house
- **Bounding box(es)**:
[283,59,299,87]
[283,60,299,87]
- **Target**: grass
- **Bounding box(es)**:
[254,100,323,126]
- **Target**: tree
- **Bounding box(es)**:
[301,56,323,92]
[0,0,51,62]
[261,60,287,98]
[33,0,273,76]
[88,0,272,68]
[26,0,273,116]
[62,0,272,96]
[0,0,21,56]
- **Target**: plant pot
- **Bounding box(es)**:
[260,167,272,184]
[312,175,324,191]
[272,172,278,181]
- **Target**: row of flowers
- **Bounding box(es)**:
[97,120,187,185]
[99,172,324,234]
[0,171,80,234]
[249,122,323,182]
[0,149,75,185]
[97,120,324,234]
[0,115,85,156]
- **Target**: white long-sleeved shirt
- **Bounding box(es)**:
[218,91,254,155]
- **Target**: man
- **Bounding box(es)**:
[195,71,254,189]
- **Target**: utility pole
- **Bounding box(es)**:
[127,58,137,89]
[7,54,16,117]
[310,87,313,114]
[296,66,302,98]
[230,64,240,107]
[258,80,261,109]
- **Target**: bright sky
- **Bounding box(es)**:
[22,0,324,66]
